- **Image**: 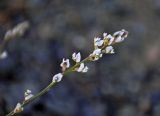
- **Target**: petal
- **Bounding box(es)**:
[103,33,107,37]
[94,37,104,47]
[82,66,89,73]
[26,90,31,94]
[25,94,33,101]
[72,53,76,60]
[95,40,104,46]
[66,59,70,68]
[94,37,101,42]
[52,73,63,83]
[93,49,101,56]
[14,103,23,113]
[77,63,85,72]
[107,34,114,45]
[115,36,124,43]
[25,89,32,96]
[76,52,81,62]
[105,46,114,54]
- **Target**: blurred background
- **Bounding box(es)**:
[0,0,160,116]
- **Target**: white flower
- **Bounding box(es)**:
[25,89,31,96]
[60,58,70,71]
[113,30,121,36]
[105,46,115,54]
[52,73,63,83]
[103,33,115,45]
[77,63,88,73]
[0,51,8,59]
[106,34,114,45]
[60,58,70,68]
[82,66,89,73]
[90,49,103,61]
[92,49,102,56]
[94,37,104,47]
[77,63,84,72]
[72,52,81,63]
[14,103,23,113]
[24,89,33,101]
[113,30,124,42]
[113,29,128,43]
[103,33,107,37]
[115,36,124,43]
[25,94,33,101]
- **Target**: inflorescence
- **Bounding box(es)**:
[7,29,128,116]
[0,21,29,60]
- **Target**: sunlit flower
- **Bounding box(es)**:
[77,63,88,73]
[92,49,102,56]
[25,90,31,95]
[107,34,114,45]
[0,51,8,59]
[77,63,84,72]
[105,46,115,54]
[113,29,128,43]
[103,34,115,45]
[14,103,23,113]
[94,37,104,48]
[60,58,70,71]
[103,33,107,37]
[52,73,63,83]
[24,89,33,101]
[82,66,89,73]
[90,48,102,61]
[72,52,81,63]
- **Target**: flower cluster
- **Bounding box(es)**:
[72,52,88,72]
[60,58,70,72]
[113,29,128,43]
[89,29,128,61]
[14,103,23,113]
[13,89,33,114]
[72,52,81,63]
[24,89,33,101]
[52,29,128,83]
[76,63,88,73]
[52,52,89,83]
[52,73,63,83]
[9,29,128,116]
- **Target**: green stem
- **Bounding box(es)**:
[6,82,56,116]
[6,56,90,116]
[6,42,112,116]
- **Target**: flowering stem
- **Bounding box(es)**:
[6,82,56,116]
[6,29,128,116]
[6,56,90,116]
[6,43,114,116]
[7,45,113,116]
[63,56,90,75]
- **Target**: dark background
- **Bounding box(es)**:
[0,0,160,116]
